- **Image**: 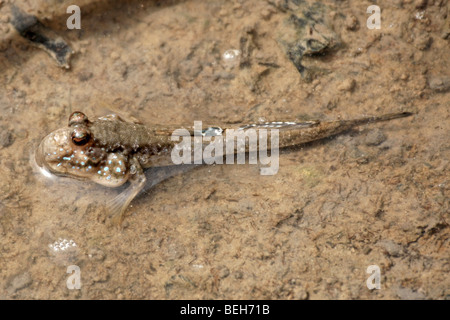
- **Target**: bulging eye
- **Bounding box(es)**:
[69,111,89,127]
[71,127,91,146]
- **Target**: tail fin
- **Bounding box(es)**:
[350,111,414,126]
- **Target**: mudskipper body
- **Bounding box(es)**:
[36,111,412,223]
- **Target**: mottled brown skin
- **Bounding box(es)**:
[89,116,177,167]
[36,111,412,223]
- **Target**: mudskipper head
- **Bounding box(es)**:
[36,111,129,187]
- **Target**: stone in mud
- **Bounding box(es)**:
[0,127,14,148]
[275,1,340,81]
[428,76,450,93]
[413,34,432,51]
[364,129,387,146]
[88,248,106,262]
[345,14,359,31]
[337,78,355,92]
[377,239,404,257]
[8,272,32,293]
[217,265,230,279]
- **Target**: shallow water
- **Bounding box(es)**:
[0,0,449,299]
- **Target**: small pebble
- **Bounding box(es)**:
[365,129,387,146]
[428,76,450,92]
[337,78,356,92]
[9,272,32,292]
[345,14,359,31]
[260,8,273,20]
[88,248,106,262]
[414,34,432,50]
[377,240,404,257]
[218,266,230,279]
[0,127,14,148]
[293,286,309,300]
[219,9,227,17]
[110,52,120,60]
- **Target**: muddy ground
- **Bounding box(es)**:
[0,0,449,299]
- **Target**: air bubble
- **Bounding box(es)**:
[222,49,241,68]
[223,49,241,61]
[48,238,77,253]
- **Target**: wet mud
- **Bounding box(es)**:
[0,0,449,299]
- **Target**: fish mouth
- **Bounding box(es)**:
[33,136,57,179]
[34,128,72,177]
[34,134,61,178]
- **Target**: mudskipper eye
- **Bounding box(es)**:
[69,111,89,126]
[71,127,91,146]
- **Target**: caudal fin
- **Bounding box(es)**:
[350,111,414,126]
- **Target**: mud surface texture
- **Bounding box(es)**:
[0,0,449,299]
